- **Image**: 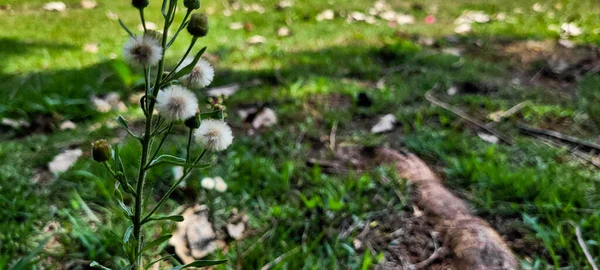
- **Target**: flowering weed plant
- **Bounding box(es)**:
[90,0,231,269]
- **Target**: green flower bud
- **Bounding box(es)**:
[92,139,111,163]
[187,13,209,37]
[131,0,149,9]
[144,30,163,43]
[184,112,201,129]
[184,0,200,10]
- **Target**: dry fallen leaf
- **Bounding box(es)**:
[277,0,293,9]
[561,22,582,37]
[169,204,225,264]
[59,120,76,130]
[105,11,118,20]
[43,1,66,12]
[477,132,499,144]
[371,114,396,134]
[558,39,575,48]
[349,11,366,21]
[92,92,124,113]
[206,83,240,97]
[48,149,83,175]
[83,43,99,54]
[277,26,290,37]
[247,35,266,45]
[81,0,96,9]
[229,22,243,30]
[454,23,472,34]
[138,22,158,31]
[1,118,30,129]
[447,86,458,96]
[396,14,414,25]
[226,222,245,240]
[316,9,334,21]
[455,10,490,24]
[252,108,277,129]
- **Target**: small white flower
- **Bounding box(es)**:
[194,119,233,151]
[214,176,227,192]
[201,177,215,190]
[178,58,215,88]
[156,85,198,121]
[123,35,163,67]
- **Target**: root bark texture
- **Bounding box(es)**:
[374,148,519,270]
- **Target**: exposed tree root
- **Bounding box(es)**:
[374,148,519,270]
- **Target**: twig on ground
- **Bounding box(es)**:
[356,220,371,239]
[535,136,600,171]
[486,101,531,125]
[568,221,599,270]
[424,84,513,144]
[260,247,300,270]
[407,232,447,270]
[518,124,600,153]
[329,121,338,153]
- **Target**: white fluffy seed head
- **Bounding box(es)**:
[194,119,233,151]
[156,85,198,121]
[123,35,163,67]
[214,176,227,192]
[178,57,215,88]
[201,177,215,190]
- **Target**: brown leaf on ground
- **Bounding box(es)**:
[43,2,66,12]
[48,149,83,175]
[169,204,225,264]
[80,0,96,9]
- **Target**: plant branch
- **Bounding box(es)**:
[147,122,174,168]
[139,8,147,32]
[167,9,192,48]
[142,149,207,223]
[186,128,193,163]
[165,37,198,80]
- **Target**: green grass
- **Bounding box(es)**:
[1,0,600,269]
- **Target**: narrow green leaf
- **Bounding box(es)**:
[118,18,134,37]
[117,199,133,217]
[116,115,130,129]
[171,260,228,270]
[148,154,211,169]
[146,255,174,270]
[145,215,184,223]
[169,47,207,81]
[90,261,112,270]
[142,235,172,253]
[161,0,168,18]
[123,225,134,243]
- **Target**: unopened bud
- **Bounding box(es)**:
[184,0,200,10]
[92,140,111,162]
[187,13,209,37]
[184,112,201,129]
[131,0,149,9]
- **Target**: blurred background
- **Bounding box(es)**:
[1,0,600,269]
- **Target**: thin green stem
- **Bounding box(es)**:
[143,67,151,114]
[186,128,193,163]
[165,37,197,80]
[103,162,118,178]
[142,149,208,223]
[167,9,192,48]
[147,122,174,167]
[131,2,177,268]
[139,8,147,32]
